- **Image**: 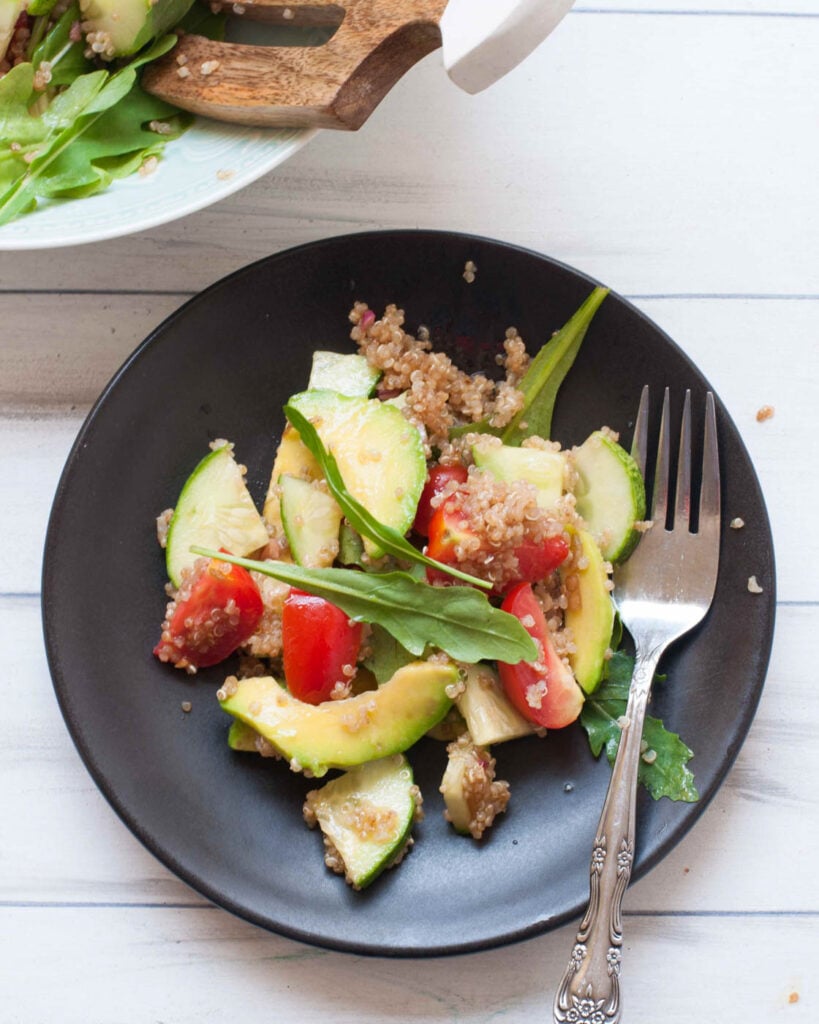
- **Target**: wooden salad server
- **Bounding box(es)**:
[142,0,576,129]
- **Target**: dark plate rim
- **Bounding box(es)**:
[41,229,777,957]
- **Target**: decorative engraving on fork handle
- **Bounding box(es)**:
[554,653,659,1024]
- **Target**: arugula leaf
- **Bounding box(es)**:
[32,5,91,85]
[283,404,492,590]
[447,288,609,444]
[363,625,416,684]
[501,287,609,444]
[0,65,47,146]
[28,0,61,16]
[191,547,538,665]
[0,34,179,226]
[35,84,189,199]
[580,651,699,802]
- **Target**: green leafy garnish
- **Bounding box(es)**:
[580,651,699,803]
[27,0,60,16]
[191,548,538,665]
[450,288,609,444]
[363,625,416,684]
[0,21,194,228]
[501,286,609,444]
[283,404,492,590]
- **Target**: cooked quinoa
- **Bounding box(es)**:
[442,735,510,840]
[349,302,530,450]
[423,464,576,592]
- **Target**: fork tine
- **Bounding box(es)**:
[674,390,692,528]
[699,391,721,533]
[630,384,650,478]
[651,387,672,525]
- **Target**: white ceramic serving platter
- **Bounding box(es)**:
[0,121,315,251]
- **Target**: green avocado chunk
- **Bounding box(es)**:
[562,528,615,694]
[227,719,259,752]
[286,389,426,559]
[81,0,193,57]
[219,660,457,777]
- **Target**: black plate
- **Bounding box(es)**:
[43,231,775,956]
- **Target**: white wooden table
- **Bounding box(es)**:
[2,3,817,1021]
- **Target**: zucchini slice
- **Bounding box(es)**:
[165,444,268,587]
[304,755,420,889]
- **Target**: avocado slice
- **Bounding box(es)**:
[472,440,565,511]
[573,431,646,562]
[287,390,426,558]
[227,719,260,752]
[562,528,615,694]
[308,351,381,398]
[81,0,193,58]
[304,754,419,889]
[219,660,457,777]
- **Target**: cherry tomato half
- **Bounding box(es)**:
[282,589,363,704]
[154,556,264,671]
[413,463,468,537]
[513,535,570,582]
[497,582,584,729]
[426,497,570,589]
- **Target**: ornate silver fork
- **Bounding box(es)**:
[554,386,721,1024]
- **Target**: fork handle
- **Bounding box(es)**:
[553,643,665,1024]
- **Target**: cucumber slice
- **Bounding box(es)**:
[263,424,322,541]
[308,351,382,398]
[165,445,269,587]
[279,474,342,568]
[286,390,426,559]
[456,664,533,746]
[81,0,193,57]
[573,431,646,562]
[473,441,565,511]
[562,528,616,694]
[304,754,419,889]
[338,522,365,566]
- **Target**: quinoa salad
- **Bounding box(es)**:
[0,0,225,227]
[152,289,699,891]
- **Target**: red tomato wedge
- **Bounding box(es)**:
[513,536,570,582]
[426,498,570,588]
[282,589,363,704]
[413,463,468,537]
[497,582,584,729]
[154,555,264,671]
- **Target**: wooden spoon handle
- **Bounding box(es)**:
[142,0,448,129]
